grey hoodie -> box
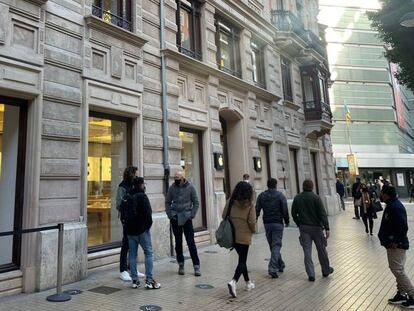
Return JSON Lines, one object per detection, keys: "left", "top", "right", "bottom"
{"left": 165, "top": 180, "right": 199, "bottom": 226}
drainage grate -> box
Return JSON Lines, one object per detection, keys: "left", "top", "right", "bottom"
{"left": 63, "top": 289, "right": 83, "bottom": 295}
{"left": 88, "top": 286, "right": 122, "bottom": 295}
{"left": 139, "top": 305, "right": 162, "bottom": 311}
{"left": 204, "top": 250, "right": 218, "bottom": 254}
{"left": 195, "top": 284, "right": 214, "bottom": 289}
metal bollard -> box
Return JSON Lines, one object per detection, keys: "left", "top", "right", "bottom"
{"left": 46, "top": 223, "right": 71, "bottom": 302}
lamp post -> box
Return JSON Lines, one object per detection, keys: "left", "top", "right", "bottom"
{"left": 400, "top": 12, "right": 414, "bottom": 27}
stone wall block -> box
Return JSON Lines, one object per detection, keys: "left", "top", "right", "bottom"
{"left": 40, "top": 159, "right": 80, "bottom": 176}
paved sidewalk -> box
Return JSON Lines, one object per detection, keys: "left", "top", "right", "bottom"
{"left": 1, "top": 202, "right": 414, "bottom": 311}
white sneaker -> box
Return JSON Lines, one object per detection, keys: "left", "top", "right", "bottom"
{"left": 245, "top": 280, "right": 255, "bottom": 291}
{"left": 227, "top": 279, "right": 237, "bottom": 298}
{"left": 137, "top": 271, "right": 146, "bottom": 278}
{"left": 120, "top": 271, "right": 132, "bottom": 282}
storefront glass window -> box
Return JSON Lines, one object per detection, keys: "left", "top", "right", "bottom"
{"left": 87, "top": 115, "right": 128, "bottom": 248}
{"left": 179, "top": 130, "right": 205, "bottom": 230}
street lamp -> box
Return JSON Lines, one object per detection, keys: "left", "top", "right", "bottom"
{"left": 400, "top": 12, "right": 414, "bottom": 27}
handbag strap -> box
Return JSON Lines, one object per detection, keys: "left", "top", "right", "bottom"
{"left": 226, "top": 199, "right": 234, "bottom": 218}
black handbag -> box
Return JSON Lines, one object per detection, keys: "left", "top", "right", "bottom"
{"left": 373, "top": 200, "right": 383, "bottom": 212}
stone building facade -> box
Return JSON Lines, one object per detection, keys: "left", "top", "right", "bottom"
{"left": 0, "top": 0, "right": 338, "bottom": 296}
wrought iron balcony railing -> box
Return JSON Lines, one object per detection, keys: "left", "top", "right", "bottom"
{"left": 271, "top": 10, "right": 327, "bottom": 58}
{"left": 304, "top": 100, "right": 332, "bottom": 122}
{"left": 92, "top": 4, "right": 132, "bottom": 32}
{"left": 177, "top": 45, "right": 202, "bottom": 61}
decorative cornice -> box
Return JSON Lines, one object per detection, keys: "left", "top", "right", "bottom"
{"left": 84, "top": 15, "right": 148, "bottom": 48}
{"left": 162, "top": 48, "right": 281, "bottom": 103}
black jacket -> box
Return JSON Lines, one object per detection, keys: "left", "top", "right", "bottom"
{"left": 256, "top": 189, "right": 289, "bottom": 225}
{"left": 378, "top": 198, "right": 409, "bottom": 250}
{"left": 124, "top": 191, "right": 153, "bottom": 236}
{"left": 336, "top": 181, "right": 345, "bottom": 197}
{"left": 352, "top": 181, "right": 361, "bottom": 198}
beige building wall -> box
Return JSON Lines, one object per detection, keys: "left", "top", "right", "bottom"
{"left": 0, "top": 0, "right": 339, "bottom": 296}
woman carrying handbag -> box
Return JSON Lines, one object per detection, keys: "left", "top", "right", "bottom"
{"left": 222, "top": 181, "right": 257, "bottom": 298}
{"left": 361, "top": 183, "right": 376, "bottom": 235}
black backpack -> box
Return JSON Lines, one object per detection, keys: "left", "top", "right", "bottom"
{"left": 120, "top": 190, "right": 136, "bottom": 224}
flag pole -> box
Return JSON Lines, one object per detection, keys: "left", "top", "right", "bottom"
{"left": 344, "top": 100, "right": 353, "bottom": 154}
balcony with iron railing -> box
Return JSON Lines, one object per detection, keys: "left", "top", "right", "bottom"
{"left": 271, "top": 10, "right": 327, "bottom": 59}
{"left": 92, "top": 4, "right": 132, "bottom": 32}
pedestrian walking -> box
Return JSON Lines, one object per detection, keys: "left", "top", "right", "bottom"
{"left": 256, "top": 178, "right": 289, "bottom": 278}
{"left": 360, "top": 183, "right": 376, "bottom": 235}
{"left": 165, "top": 171, "right": 201, "bottom": 276}
{"left": 352, "top": 177, "right": 362, "bottom": 219}
{"left": 243, "top": 173, "right": 250, "bottom": 183}
{"left": 116, "top": 166, "right": 145, "bottom": 282}
{"left": 409, "top": 184, "right": 414, "bottom": 203}
{"left": 291, "top": 180, "right": 334, "bottom": 282}
{"left": 224, "top": 181, "right": 256, "bottom": 298}
{"left": 336, "top": 178, "right": 345, "bottom": 211}
{"left": 124, "top": 177, "right": 161, "bottom": 289}
{"left": 378, "top": 185, "right": 414, "bottom": 308}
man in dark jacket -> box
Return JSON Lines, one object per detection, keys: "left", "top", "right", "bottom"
{"left": 291, "top": 180, "right": 334, "bottom": 282}
{"left": 352, "top": 177, "right": 362, "bottom": 219}
{"left": 165, "top": 171, "right": 201, "bottom": 276}
{"left": 336, "top": 178, "right": 345, "bottom": 211}
{"left": 125, "top": 177, "right": 160, "bottom": 290}
{"left": 378, "top": 185, "right": 414, "bottom": 307}
{"left": 115, "top": 166, "right": 144, "bottom": 281}
{"left": 256, "top": 178, "right": 289, "bottom": 278}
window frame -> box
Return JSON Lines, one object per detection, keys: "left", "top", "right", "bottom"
{"left": 176, "top": 0, "right": 202, "bottom": 60}
{"left": 281, "top": 57, "right": 293, "bottom": 102}
{"left": 251, "top": 40, "right": 266, "bottom": 89}
{"left": 92, "top": 0, "right": 133, "bottom": 32}
{"left": 87, "top": 111, "right": 133, "bottom": 253}
{"left": 0, "top": 96, "right": 27, "bottom": 273}
{"left": 215, "top": 17, "right": 241, "bottom": 78}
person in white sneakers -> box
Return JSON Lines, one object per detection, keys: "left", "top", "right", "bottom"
{"left": 116, "top": 166, "right": 145, "bottom": 281}
{"left": 222, "top": 181, "right": 257, "bottom": 298}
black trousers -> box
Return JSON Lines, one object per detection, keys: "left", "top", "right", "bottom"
{"left": 120, "top": 224, "right": 129, "bottom": 272}
{"left": 171, "top": 219, "right": 200, "bottom": 266}
{"left": 233, "top": 243, "right": 250, "bottom": 282}
{"left": 362, "top": 213, "right": 374, "bottom": 234}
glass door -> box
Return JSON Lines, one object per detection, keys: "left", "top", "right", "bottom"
{"left": 179, "top": 128, "right": 206, "bottom": 231}
{"left": 0, "top": 97, "right": 27, "bottom": 272}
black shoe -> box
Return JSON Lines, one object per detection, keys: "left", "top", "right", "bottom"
{"left": 145, "top": 279, "right": 161, "bottom": 289}
{"left": 370, "top": 233, "right": 373, "bottom": 236}
{"left": 401, "top": 296, "right": 414, "bottom": 308}
{"left": 365, "top": 228, "right": 369, "bottom": 234}
{"left": 269, "top": 272, "right": 278, "bottom": 279}
{"left": 278, "top": 268, "right": 284, "bottom": 273}
{"left": 353, "top": 217, "right": 360, "bottom": 220}
{"left": 308, "top": 276, "right": 315, "bottom": 282}
{"left": 178, "top": 264, "right": 185, "bottom": 275}
{"left": 323, "top": 267, "right": 334, "bottom": 277}
{"left": 279, "top": 262, "right": 285, "bottom": 272}
{"left": 131, "top": 280, "right": 141, "bottom": 289}
{"left": 388, "top": 292, "right": 408, "bottom": 305}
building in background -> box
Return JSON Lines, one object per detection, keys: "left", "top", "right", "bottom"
{"left": 319, "top": 0, "right": 414, "bottom": 197}
{"left": 0, "top": 0, "right": 338, "bottom": 296}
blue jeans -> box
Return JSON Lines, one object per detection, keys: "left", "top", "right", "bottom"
{"left": 128, "top": 230, "right": 153, "bottom": 282}
{"left": 265, "top": 223, "right": 284, "bottom": 274}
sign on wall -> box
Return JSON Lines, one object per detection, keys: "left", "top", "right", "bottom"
{"left": 396, "top": 173, "right": 405, "bottom": 187}
{"left": 347, "top": 154, "right": 359, "bottom": 176}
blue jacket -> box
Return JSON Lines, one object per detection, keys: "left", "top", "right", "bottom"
{"left": 378, "top": 198, "right": 409, "bottom": 250}
{"left": 256, "top": 189, "right": 289, "bottom": 225}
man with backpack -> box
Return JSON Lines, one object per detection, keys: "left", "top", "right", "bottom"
{"left": 256, "top": 178, "right": 289, "bottom": 279}
{"left": 124, "top": 177, "right": 161, "bottom": 289}
{"left": 352, "top": 177, "right": 362, "bottom": 219}
{"left": 116, "top": 166, "right": 144, "bottom": 281}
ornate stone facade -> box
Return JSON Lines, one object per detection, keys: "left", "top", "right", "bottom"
{"left": 0, "top": 0, "right": 339, "bottom": 296}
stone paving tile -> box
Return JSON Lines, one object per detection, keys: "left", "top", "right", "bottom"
{"left": 1, "top": 201, "right": 414, "bottom": 311}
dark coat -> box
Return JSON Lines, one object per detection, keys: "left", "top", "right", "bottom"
{"left": 378, "top": 198, "right": 409, "bottom": 250}
{"left": 291, "top": 191, "right": 330, "bottom": 231}
{"left": 165, "top": 180, "right": 199, "bottom": 226}
{"left": 336, "top": 181, "right": 345, "bottom": 197}
{"left": 256, "top": 189, "right": 289, "bottom": 225}
{"left": 124, "top": 192, "right": 153, "bottom": 236}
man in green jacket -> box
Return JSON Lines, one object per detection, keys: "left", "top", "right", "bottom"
{"left": 291, "top": 179, "right": 334, "bottom": 282}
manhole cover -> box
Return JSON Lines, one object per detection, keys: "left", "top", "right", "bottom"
{"left": 88, "top": 286, "right": 122, "bottom": 295}
{"left": 139, "top": 305, "right": 162, "bottom": 311}
{"left": 204, "top": 250, "right": 218, "bottom": 254}
{"left": 63, "top": 289, "right": 83, "bottom": 295}
{"left": 195, "top": 284, "right": 214, "bottom": 289}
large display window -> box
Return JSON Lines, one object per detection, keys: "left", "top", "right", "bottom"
{"left": 179, "top": 129, "right": 206, "bottom": 231}
{"left": 87, "top": 112, "right": 131, "bottom": 249}
{"left": 0, "top": 97, "right": 27, "bottom": 272}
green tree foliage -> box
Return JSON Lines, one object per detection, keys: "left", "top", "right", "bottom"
{"left": 368, "top": 0, "right": 414, "bottom": 91}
